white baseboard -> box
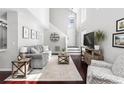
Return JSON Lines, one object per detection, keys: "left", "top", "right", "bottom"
{"left": 68, "top": 53, "right": 81, "bottom": 55}
{"left": 0, "top": 68, "right": 11, "bottom": 71}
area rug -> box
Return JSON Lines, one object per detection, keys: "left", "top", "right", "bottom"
{"left": 5, "top": 55, "right": 83, "bottom": 81}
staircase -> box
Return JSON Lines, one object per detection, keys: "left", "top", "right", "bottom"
{"left": 50, "top": 23, "right": 81, "bottom": 55}
{"left": 67, "top": 46, "right": 81, "bottom": 55}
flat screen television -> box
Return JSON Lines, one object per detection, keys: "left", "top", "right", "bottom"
{"left": 84, "top": 32, "right": 94, "bottom": 49}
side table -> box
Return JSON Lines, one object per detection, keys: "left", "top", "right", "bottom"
{"left": 58, "top": 53, "right": 69, "bottom": 64}
{"left": 11, "top": 58, "right": 32, "bottom": 78}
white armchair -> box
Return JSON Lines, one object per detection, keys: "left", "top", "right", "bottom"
{"left": 87, "top": 55, "right": 124, "bottom": 84}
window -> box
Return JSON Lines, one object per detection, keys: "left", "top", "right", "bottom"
{"left": 0, "top": 20, "right": 7, "bottom": 50}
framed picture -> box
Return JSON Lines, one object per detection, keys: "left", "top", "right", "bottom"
{"left": 28, "top": 29, "right": 32, "bottom": 39}
{"left": 23, "top": 26, "right": 29, "bottom": 39}
{"left": 36, "top": 31, "right": 40, "bottom": 39}
{"left": 116, "top": 18, "right": 124, "bottom": 31}
{"left": 113, "top": 33, "right": 124, "bottom": 48}
{"left": 31, "top": 30, "right": 36, "bottom": 39}
{"left": 50, "top": 32, "right": 60, "bottom": 42}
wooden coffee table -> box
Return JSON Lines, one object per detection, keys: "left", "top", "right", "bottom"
{"left": 11, "top": 58, "right": 32, "bottom": 78}
{"left": 58, "top": 53, "right": 69, "bottom": 64}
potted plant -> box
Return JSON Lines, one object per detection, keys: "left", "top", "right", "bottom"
{"left": 61, "top": 48, "right": 66, "bottom": 55}
{"left": 95, "top": 30, "right": 105, "bottom": 50}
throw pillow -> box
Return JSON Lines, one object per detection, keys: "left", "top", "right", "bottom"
{"left": 112, "top": 54, "right": 124, "bottom": 78}
{"left": 34, "top": 45, "right": 43, "bottom": 53}
{"left": 43, "top": 46, "right": 49, "bottom": 52}
{"left": 31, "top": 47, "right": 40, "bottom": 54}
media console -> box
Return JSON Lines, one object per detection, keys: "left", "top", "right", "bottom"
{"left": 81, "top": 47, "right": 104, "bottom": 65}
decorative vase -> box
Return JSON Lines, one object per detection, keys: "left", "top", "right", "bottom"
{"left": 95, "top": 45, "right": 100, "bottom": 50}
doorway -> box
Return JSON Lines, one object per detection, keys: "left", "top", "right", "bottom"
{"left": 67, "top": 11, "right": 76, "bottom": 48}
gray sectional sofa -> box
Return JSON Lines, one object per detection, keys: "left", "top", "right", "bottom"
{"left": 25, "top": 45, "right": 52, "bottom": 69}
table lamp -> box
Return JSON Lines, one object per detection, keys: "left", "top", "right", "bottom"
{"left": 20, "top": 47, "right": 27, "bottom": 59}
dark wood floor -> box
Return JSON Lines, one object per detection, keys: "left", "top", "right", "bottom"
{"left": 0, "top": 55, "right": 88, "bottom": 84}
{"left": 0, "top": 71, "right": 11, "bottom": 83}
{"left": 71, "top": 55, "right": 88, "bottom": 84}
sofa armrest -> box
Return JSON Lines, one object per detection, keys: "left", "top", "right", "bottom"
{"left": 91, "top": 60, "right": 112, "bottom": 69}
{"left": 43, "top": 50, "right": 52, "bottom": 58}
{"left": 42, "top": 52, "right": 49, "bottom": 59}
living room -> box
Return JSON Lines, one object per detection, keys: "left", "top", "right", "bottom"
{"left": 1, "top": 8, "right": 124, "bottom": 84}
{"left": 0, "top": 8, "right": 85, "bottom": 83}
{"left": 1, "top": 0, "right": 124, "bottom": 92}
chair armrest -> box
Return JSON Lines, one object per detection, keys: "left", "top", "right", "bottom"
{"left": 92, "top": 71, "right": 124, "bottom": 84}
{"left": 91, "top": 60, "right": 112, "bottom": 68}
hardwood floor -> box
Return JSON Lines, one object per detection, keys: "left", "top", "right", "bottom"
{"left": 71, "top": 55, "right": 88, "bottom": 84}
{"left": 0, "top": 71, "right": 11, "bottom": 84}
{"left": 0, "top": 55, "right": 88, "bottom": 84}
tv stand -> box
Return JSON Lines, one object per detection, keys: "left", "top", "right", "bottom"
{"left": 81, "top": 47, "right": 104, "bottom": 65}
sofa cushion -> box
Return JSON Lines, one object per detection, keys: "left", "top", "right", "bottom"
{"left": 112, "top": 55, "right": 124, "bottom": 78}
{"left": 90, "top": 66, "right": 113, "bottom": 76}
{"left": 25, "top": 46, "right": 35, "bottom": 53}
{"left": 87, "top": 65, "right": 124, "bottom": 84}
{"left": 26, "top": 47, "right": 31, "bottom": 53}
{"left": 43, "top": 46, "right": 49, "bottom": 52}
{"left": 26, "top": 54, "right": 42, "bottom": 59}
{"left": 31, "top": 47, "right": 40, "bottom": 54}
{"left": 34, "top": 45, "right": 43, "bottom": 53}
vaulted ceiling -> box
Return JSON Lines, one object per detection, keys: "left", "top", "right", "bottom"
{"left": 0, "top": 8, "right": 49, "bottom": 29}
{"left": 27, "top": 8, "right": 49, "bottom": 29}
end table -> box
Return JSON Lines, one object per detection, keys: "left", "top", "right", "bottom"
{"left": 11, "top": 58, "right": 32, "bottom": 78}
{"left": 58, "top": 53, "right": 69, "bottom": 64}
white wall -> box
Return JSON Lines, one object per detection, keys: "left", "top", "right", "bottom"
{"left": 77, "top": 9, "right": 87, "bottom": 46}
{"left": 50, "top": 8, "right": 69, "bottom": 34}
{"left": 85, "top": 8, "right": 124, "bottom": 63}
{"left": 50, "top": 8, "right": 80, "bottom": 47}
{"left": 0, "top": 8, "right": 49, "bottom": 70}
{"left": 49, "top": 8, "right": 70, "bottom": 52}
{"left": 18, "top": 11, "right": 44, "bottom": 48}
{"left": 44, "top": 23, "right": 67, "bottom": 53}
{"left": 28, "top": 8, "right": 49, "bottom": 29}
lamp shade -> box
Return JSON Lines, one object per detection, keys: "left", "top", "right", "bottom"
{"left": 20, "top": 47, "right": 27, "bottom": 53}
